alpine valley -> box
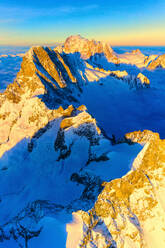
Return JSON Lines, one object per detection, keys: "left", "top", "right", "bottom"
{"left": 0, "top": 35, "right": 165, "bottom": 248}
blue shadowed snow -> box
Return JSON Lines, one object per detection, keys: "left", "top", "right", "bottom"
{"left": 85, "top": 143, "right": 142, "bottom": 182}
{"left": 29, "top": 217, "right": 67, "bottom": 248}
{"left": 80, "top": 69, "right": 165, "bottom": 139}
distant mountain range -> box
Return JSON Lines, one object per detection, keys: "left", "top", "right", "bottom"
{"left": 0, "top": 35, "right": 165, "bottom": 248}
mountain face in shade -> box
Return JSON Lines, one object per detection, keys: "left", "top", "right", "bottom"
{"left": 0, "top": 36, "right": 165, "bottom": 248}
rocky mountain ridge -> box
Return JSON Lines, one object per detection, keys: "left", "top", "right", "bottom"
{"left": 148, "top": 54, "right": 165, "bottom": 69}
{"left": 68, "top": 130, "right": 165, "bottom": 248}
{"left": 0, "top": 35, "right": 165, "bottom": 248}
{"left": 55, "top": 35, "right": 118, "bottom": 63}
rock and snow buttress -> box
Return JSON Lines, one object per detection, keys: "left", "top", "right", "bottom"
{"left": 0, "top": 35, "right": 165, "bottom": 248}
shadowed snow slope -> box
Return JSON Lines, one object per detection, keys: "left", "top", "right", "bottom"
{"left": 0, "top": 102, "right": 142, "bottom": 247}
{"left": 0, "top": 37, "right": 165, "bottom": 248}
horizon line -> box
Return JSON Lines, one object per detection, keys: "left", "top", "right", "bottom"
{"left": 1, "top": 42, "right": 165, "bottom": 47}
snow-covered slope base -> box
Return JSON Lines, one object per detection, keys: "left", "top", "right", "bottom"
{"left": 0, "top": 105, "right": 142, "bottom": 248}
{"left": 0, "top": 35, "right": 165, "bottom": 247}
{"left": 67, "top": 131, "right": 165, "bottom": 248}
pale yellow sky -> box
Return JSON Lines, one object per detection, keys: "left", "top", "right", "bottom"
{"left": 0, "top": 26, "right": 165, "bottom": 46}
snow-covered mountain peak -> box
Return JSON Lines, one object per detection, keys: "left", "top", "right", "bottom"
{"left": 55, "top": 35, "right": 118, "bottom": 63}
{"left": 60, "top": 110, "right": 101, "bottom": 135}
{"left": 137, "top": 73, "right": 150, "bottom": 87}
{"left": 24, "top": 45, "right": 40, "bottom": 59}
{"left": 131, "top": 48, "right": 142, "bottom": 54}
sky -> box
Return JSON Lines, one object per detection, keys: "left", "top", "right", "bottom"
{"left": 0, "top": 0, "right": 165, "bottom": 46}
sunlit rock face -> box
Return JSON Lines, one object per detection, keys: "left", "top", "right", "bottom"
{"left": 55, "top": 35, "right": 119, "bottom": 63}
{"left": 148, "top": 54, "right": 165, "bottom": 69}
{"left": 67, "top": 130, "right": 165, "bottom": 248}
{"left": 15, "top": 46, "right": 77, "bottom": 98}
{"left": 124, "top": 130, "right": 159, "bottom": 145}
{"left": 0, "top": 45, "right": 81, "bottom": 158}
{"left": 0, "top": 46, "right": 84, "bottom": 134}
{"left": 137, "top": 73, "right": 150, "bottom": 88}
{"left": 144, "top": 54, "right": 158, "bottom": 67}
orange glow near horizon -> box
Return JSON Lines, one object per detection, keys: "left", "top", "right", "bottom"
{"left": 96, "top": 26, "right": 165, "bottom": 46}
{"left": 0, "top": 27, "right": 165, "bottom": 47}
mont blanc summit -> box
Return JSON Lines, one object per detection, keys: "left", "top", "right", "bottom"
{"left": 0, "top": 35, "right": 165, "bottom": 248}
